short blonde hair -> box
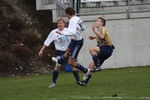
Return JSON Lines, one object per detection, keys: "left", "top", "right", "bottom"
{"left": 57, "top": 18, "right": 65, "bottom": 24}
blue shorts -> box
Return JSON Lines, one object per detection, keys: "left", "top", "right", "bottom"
{"left": 68, "top": 38, "right": 84, "bottom": 59}
{"left": 98, "top": 45, "right": 114, "bottom": 61}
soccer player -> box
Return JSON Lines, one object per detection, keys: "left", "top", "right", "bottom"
{"left": 82, "top": 17, "right": 115, "bottom": 85}
{"left": 38, "top": 19, "right": 83, "bottom": 88}
{"left": 53, "top": 7, "right": 89, "bottom": 77}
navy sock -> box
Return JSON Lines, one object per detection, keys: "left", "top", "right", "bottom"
{"left": 99, "top": 60, "right": 104, "bottom": 67}
{"left": 52, "top": 70, "right": 59, "bottom": 83}
{"left": 92, "top": 55, "right": 100, "bottom": 68}
{"left": 84, "top": 74, "right": 92, "bottom": 84}
{"left": 72, "top": 70, "right": 80, "bottom": 82}
{"left": 76, "top": 64, "right": 87, "bottom": 73}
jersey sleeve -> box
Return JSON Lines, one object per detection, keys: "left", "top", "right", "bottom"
{"left": 44, "top": 31, "right": 55, "bottom": 46}
{"left": 61, "top": 20, "right": 76, "bottom": 35}
{"left": 102, "top": 27, "right": 106, "bottom": 37}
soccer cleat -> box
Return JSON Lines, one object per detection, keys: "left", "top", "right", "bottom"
{"left": 83, "top": 69, "right": 91, "bottom": 80}
{"left": 82, "top": 73, "right": 92, "bottom": 85}
{"left": 52, "top": 57, "right": 61, "bottom": 66}
{"left": 76, "top": 81, "right": 86, "bottom": 86}
{"left": 81, "top": 80, "right": 87, "bottom": 86}
{"left": 93, "top": 66, "right": 101, "bottom": 72}
{"left": 48, "top": 83, "right": 56, "bottom": 88}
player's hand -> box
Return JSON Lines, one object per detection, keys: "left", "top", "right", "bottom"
{"left": 92, "top": 24, "right": 96, "bottom": 31}
{"left": 89, "top": 36, "right": 96, "bottom": 40}
{"left": 38, "top": 51, "right": 43, "bottom": 57}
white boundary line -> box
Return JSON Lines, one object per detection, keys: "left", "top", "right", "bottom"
{"left": 70, "top": 96, "right": 150, "bottom": 99}
{"left": 48, "top": 96, "right": 150, "bottom": 100}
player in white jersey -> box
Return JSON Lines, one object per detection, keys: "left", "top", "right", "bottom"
{"left": 54, "top": 7, "right": 89, "bottom": 78}
{"left": 38, "top": 19, "right": 83, "bottom": 88}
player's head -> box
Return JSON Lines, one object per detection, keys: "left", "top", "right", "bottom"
{"left": 96, "top": 17, "right": 106, "bottom": 27}
{"left": 65, "top": 7, "right": 75, "bottom": 19}
{"left": 57, "top": 18, "right": 65, "bottom": 30}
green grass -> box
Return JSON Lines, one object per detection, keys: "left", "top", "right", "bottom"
{"left": 0, "top": 66, "right": 150, "bottom": 100}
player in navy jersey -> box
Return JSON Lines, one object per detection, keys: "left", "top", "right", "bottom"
{"left": 82, "top": 17, "right": 115, "bottom": 85}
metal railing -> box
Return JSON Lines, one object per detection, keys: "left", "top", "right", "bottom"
{"left": 74, "top": 0, "right": 150, "bottom": 19}
{"left": 36, "top": 0, "right": 150, "bottom": 20}
{"left": 51, "top": 0, "right": 74, "bottom": 8}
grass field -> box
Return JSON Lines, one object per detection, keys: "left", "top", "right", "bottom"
{"left": 0, "top": 66, "right": 150, "bottom": 100}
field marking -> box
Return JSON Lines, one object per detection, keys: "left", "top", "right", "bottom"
{"left": 47, "top": 96, "right": 150, "bottom": 100}
{"left": 70, "top": 96, "right": 150, "bottom": 99}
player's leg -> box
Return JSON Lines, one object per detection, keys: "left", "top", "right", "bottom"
{"left": 82, "top": 73, "right": 92, "bottom": 85}
{"left": 72, "top": 67, "right": 80, "bottom": 82}
{"left": 93, "top": 60, "right": 104, "bottom": 72}
{"left": 52, "top": 48, "right": 70, "bottom": 66}
{"left": 89, "top": 61, "right": 95, "bottom": 71}
{"left": 49, "top": 51, "right": 65, "bottom": 88}
{"left": 89, "top": 46, "right": 101, "bottom": 68}
{"left": 82, "top": 61, "right": 100, "bottom": 85}
{"left": 81, "top": 62, "right": 95, "bottom": 85}
{"left": 82, "top": 58, "right": 103, "bottom": 85}
{"left": 57, "top": 48, "right": 70, "bottom": 64}
{"left": 82, "top": 46, "right": 114, "bottom": 85}
{"left": 68, "top": 39, "right": 88, "bottom": 73}
{"left": 68, "top": 55, "right": 88, "bottom": 73}
{"left": 66, "top": 58, "right": 82, "bottom": 85}
{"left": 82, "top": 62, "right": 94, "bottom": 83}
{"left": 64, "top": 48, "right": 70, "bottom": 58}
{"left": 49, "top": 65, "right": 61, "bottom": 88}
{"left": 96, "top": 45, "right": 114, "bottom": 69}
{"left": 71, "top": 67, "right": 84, "bottom": 85}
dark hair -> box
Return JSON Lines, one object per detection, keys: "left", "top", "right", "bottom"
{"left": 98, "top": 17, "right": 106, "bottom": 26}
{"left": 65, "top": 7, "right": 75, "bottom": 16}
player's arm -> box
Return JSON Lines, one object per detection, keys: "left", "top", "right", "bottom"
{"left": 56, "top": 29, "right": 74, "bottom": 36}
{"left": 39, "top": 31, "right": 54, "bottom": 57}
{"left": 92, "top": 24, "right": 105, "bottom": 39}
{"left": 39, "top": 45, "right": 47, "bottom": 57}
{"left": 89, "top": 35, "right": 97, "bottom": 40}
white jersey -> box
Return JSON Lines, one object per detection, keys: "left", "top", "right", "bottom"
{"left": 62, "top": 16, "right": 85, "bottom": 40}
{"left": 44, "top": 28, "right": 70, "bottom": 51}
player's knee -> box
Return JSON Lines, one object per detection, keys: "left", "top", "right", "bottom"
{"left": 89, "top": 48, "right": 93, "bottom": 53}
{"left": 68, "top": 60, "right": 77, "bottom": 67}
{"left": 68, "top": 59, "right": 74, "bottom": 66}
{"left": 54, "top": 66, "right": 60, "bottom": 70}
{"left": 89, "top": 48, "right": 96, "bottom": 55}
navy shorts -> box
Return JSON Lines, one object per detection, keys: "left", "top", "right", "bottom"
{"left": 55, "top": 50, "right": 66, "bottom": 61}
{"left": 98, "top": 45, "right": 114, "bottom": 61}
{"left": 68, "top": 38, "right": 84, "bottom": 59}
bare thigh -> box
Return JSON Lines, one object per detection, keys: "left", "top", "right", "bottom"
{"left": 89, "top": 46, "right": 100, "bottom": 55}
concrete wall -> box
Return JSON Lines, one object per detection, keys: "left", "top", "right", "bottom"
{"left": 78, "top": 18, "right": 150, "bottom": 69}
